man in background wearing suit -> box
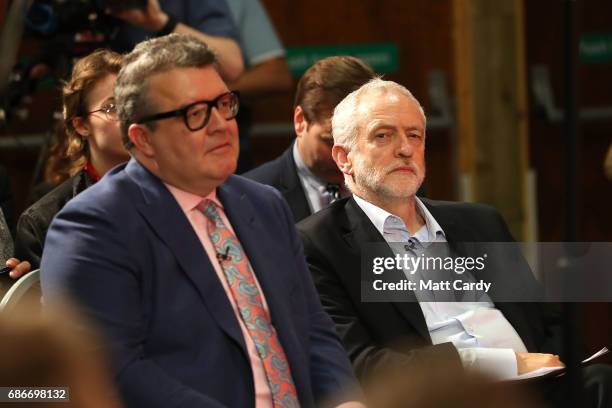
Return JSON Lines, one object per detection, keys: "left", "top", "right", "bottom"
{"left": 243, "top": 56, "right": 375, "bottom": 222}
{"left": 297, "top": 78, "right": 611, "bottom": 406}
{"left": 41, "top": 34, "right": 361, "bottom": 408}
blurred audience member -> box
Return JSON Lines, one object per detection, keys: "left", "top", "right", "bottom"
{"left": 364, "top": 359, "right": 542, "bottom": 408}
{"left": 14, "top": 49, "right": 128, "bottom": 270}
{"left": 107, "top": 0, "right": 243, "bottom": 81}
{"left": 244, "top": 56, "right": 376, "bottom": 221}
{"left": 225, "top": 0, "right": 293, "bottom": 172}
{"left": 0, "top": 300, "right": 123, "bottom": 408}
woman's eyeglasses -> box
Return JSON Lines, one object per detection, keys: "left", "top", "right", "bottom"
{"left": 87, "top": 101, "right": 118, "bottom": 122}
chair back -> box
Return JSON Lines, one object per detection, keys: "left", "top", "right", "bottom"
{"left": 0, "top": 269, "right": 41, "bottom": 312}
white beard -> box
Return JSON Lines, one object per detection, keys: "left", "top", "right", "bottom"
{"left": 352, "top": 155, "right": 425, "bottom": 199}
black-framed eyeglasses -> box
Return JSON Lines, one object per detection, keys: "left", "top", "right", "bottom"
{"left": 87, "top": 100, "right": 118, "bottom": 121}
{"left": 136, "top": 91, "right": 240, "bottom": 131}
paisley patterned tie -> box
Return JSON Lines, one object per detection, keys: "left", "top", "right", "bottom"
{"left": 202, "top": 201, "right": 299, "bottom": 408}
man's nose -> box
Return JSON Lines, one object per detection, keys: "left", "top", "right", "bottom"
{"left": 396, "top": 134, "right": 414, "bottom": 157}
{"left": 206, "top": 106, "right": 230, "bottom": 133}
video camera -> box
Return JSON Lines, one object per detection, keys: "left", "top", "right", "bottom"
{"left": 0, "top": 0, "right": 146, "bottom": 127}
{"left": 26, "top": 0, "right": 148, "bottom": 36}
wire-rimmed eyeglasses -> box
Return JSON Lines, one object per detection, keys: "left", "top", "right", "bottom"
{"left": 87, "top": 100, "right": 118, "bottom": 122}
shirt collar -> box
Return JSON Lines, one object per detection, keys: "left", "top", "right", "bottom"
{"left": 164, "top": 183, "right": 223, "bottom": 214}
{"left": 353, "top": 194, "right": 445, "bottom": 243}
{"left": 293, "top": 142, "right": 328, "bottom": 193}
{"left": 414, "top": 196, "right": 445, "bottom": 242}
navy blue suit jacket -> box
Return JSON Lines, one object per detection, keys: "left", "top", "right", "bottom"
{"left": 41, "top": 159, "right": 358, "bottom": 407}
{"left": 242, "top": 146, "right": 312, "bottom": 223}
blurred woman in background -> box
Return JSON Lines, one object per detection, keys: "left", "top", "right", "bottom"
{"left": 13, "top": 49, "right": 129, "bottom": 270}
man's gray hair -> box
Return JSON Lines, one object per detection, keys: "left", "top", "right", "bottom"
{"left": 331, "top": 78, "right": 426, "bottom": 151}
{"left": 115, "top": 33, "right": 218, "bottom": 149}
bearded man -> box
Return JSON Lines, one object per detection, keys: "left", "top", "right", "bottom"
{"left": 297, "top": 78, "right": 612, "bottom": 407}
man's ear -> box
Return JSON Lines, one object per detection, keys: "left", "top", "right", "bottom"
{"left": 128, "top": 124, "right": 155, "bottom": 157}
{"left": 332, "top": 144, "right": 353, "bottom": 176}
{"left": 72, "top": 117, "right": 89, "bottom": 138}
{"left": 293, "top": 106, "right": 308, "bottom": 138}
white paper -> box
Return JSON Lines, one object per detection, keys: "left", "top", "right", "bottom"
{"left": 513, "top": 365, "right": 565, "bottom": 380}
{"left": 582, "top": 347, "right": 609, "bottom": 364}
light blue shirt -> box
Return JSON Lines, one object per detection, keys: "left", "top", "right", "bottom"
{"left": 226, "top": 0, "right": 285, "bottom": 67}
{"left": 293, "top": 143, "right": 344, "bottom": 213}
{"left": 353, "top": 194, "right": 528, "bottom": 380}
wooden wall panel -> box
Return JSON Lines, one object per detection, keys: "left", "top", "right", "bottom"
{"left": 525, "top": 0, "right": 612, "bottom": 242}
{"left": 0, "top": 0, "right": 7, "bottom": 23}
{"left": 452, "top": 0, "right": 530, "bottom": 240}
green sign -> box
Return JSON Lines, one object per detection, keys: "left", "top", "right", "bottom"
{"left": 580, "top": 33, "right": 612, "bottom": 64}
{"left": 286, "top": 43, "right": 399, "bottom": 77}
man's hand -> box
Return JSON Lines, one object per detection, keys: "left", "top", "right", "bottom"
{"left": 516, "top": 352, "right": 564, "bottom": 374}
{"left": 106, "top": 0, "right": 168, "bottom": 32}
{"left": 109, "top": 0, "right": 244, "bottom": 82}
{"left": 5, "top": 258, "right": 31, "bottom": 280}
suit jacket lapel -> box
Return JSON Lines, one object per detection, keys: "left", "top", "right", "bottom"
{"left": 218, "top": 179, "right": 295, "bottom": 330}
{"left": 126, "top": 160, "right": 248, "bottom": 355}
{"left": 344, "top": 198, "right": 431, "bottom": 341}
{"left": 277, "top": 146, "right": 311, "bottom": 222}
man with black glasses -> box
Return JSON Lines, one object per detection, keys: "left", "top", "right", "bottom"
{"left": 41, "top": 34, "right": 361, "bottom": 408}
